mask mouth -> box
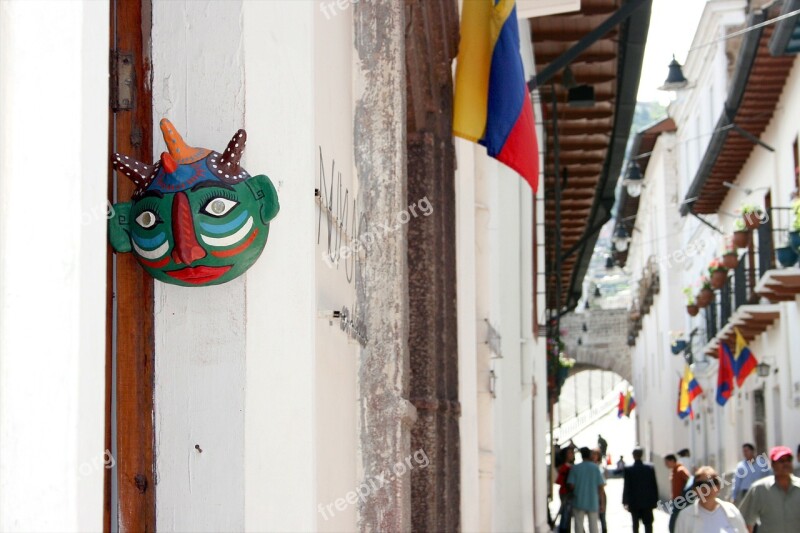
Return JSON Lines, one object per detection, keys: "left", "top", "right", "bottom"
{"left": 165, "top": 265, "right": 232, "bottom": 284}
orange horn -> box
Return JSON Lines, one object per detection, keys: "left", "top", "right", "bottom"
{"left": 159, "top": 118, "right": 210, "bottom": 164}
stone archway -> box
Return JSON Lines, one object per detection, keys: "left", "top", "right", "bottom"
{"left": 559, "top": 308, "right": 631, "bottom": 382}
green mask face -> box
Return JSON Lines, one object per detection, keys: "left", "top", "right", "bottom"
{"left": 109, "top": 119, "right": 279, "bottom": 286}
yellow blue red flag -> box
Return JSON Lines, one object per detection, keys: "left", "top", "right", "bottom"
{"left": 734, "top": 328, "right": 758, "bottom": 387}
{"left": 453, "top": 0, "right": 539, "bottom": 191}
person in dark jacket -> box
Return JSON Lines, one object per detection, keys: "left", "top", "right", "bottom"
{"left": 622, "top": 447, "right": 659, "bottom": 533}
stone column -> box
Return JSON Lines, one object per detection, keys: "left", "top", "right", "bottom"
{"left": 354, "top": 1, "right": 414, "bottom": 531}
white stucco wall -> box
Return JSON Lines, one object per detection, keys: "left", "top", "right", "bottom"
{"left": 242, "top": 2, "right": 317, "bottom": 531}
{"left": 312, "top": 4, "right": 359, "bottom": 531}
{"left": 0, "top": 1, "right": 109, "bottom": 530}
{"left": 151, "top": 1, "right": 318, "bottom": 530}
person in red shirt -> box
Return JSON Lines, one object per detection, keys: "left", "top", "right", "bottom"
{"left": 665, "top": 454, "right": 691, "bottom": 533}
{"left": 556, "top": 446, "right": 576, "bottom": 531}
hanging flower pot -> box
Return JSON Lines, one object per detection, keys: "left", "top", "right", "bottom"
{"left": 733, "top": 230, "right": 751, "bottom": 248}
{"left": 790, "top": 230, "right": 800, "bottom": 252}
{"left": 743, "top": 213, "right": 761, "bottom": 230}
{"left": 710, "top": 269, "right": 728, "bottom": 289}
{"left": 722, "top": 251, "right": 739, "bottom": 269}
{"left": 741, "top": 204, "right": 763, "bottom": 230}
{"left": 696, "top": 291, "right": 710, "bottom": 308}
{"left": 777, "top": 245, "right": 799, "bottom": 268}
{"left": 701, "top": 287, "right": 714, "bottom": 302}
{"left": 671, "top": 339, "right": 688, "bottom": 353}
{"left": 696, "top": 287, "right": 713, "bottom": 308}
{"left": 686, "top": 304, "right": 699, "bottom": 317}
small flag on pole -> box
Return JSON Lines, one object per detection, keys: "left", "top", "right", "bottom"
{"left": 734, "top": 328, "right": 758, "bottom": 387}
{"left": 716, "top": 342, "right": 735, "bottom": 406}
{"left": 677, "top": 378, "right": 694, "bottom": 420}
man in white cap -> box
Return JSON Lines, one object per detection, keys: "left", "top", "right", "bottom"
{"left": 739, "top": 445, "right": 800, "bottom": 533}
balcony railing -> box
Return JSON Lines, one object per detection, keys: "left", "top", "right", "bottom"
{"left": 627, "top": 255, "right": 660, "bottom": 346}
{"left": 703, "top": 207, "right": 794, "bottom": 344}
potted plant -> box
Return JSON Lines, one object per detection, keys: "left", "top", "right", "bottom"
{"left": 696, "top": 276, "right": 714, "bottom": 308}
{"left": 556, "top": 355, "right": 575, "bottom": 389}
{"left": 741, "top": 203, "right": 764, "bottom": 230}
{"left": 708, "top": 258, "right": 728, "bottom": 289}
{"left": 732, "top": 219, "right": 751, "bottom": 248}
{"left": 776, "top": 239, "right": 799, "bottom": 267}
{"left": 790, "top": 193, "right": 800, "bottom": 251}
{"left": 684, "top": 287, "right": 699, "bottom": 316}
{"left": 722, "top": 238, "right": 739, "bottom": 269}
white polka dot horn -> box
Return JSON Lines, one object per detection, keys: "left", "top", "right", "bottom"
{"left": 215, "top": 129, "right": 248, "bottom": 183}
{"left": 111, "top": 153, "right": 156, "bottom": 191}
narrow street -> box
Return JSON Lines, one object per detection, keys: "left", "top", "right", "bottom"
{"left": 551, "top": 408, "right": 671, "bottom": 532}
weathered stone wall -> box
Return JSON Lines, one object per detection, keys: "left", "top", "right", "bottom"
{"left": 560, "top": 308, "right": 631, "bottom": 382}
{"left": 354, "top": 1, "right": 414, "bottom": 531}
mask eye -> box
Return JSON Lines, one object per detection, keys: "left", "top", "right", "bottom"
{"left": 135, "top": 210, "right": 160, "bottom": 229}
{"left": 203, "top": 197, "right": 238, "bottom": 217}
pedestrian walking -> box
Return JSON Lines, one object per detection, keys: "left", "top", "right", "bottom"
{"left": 739, "top": 446, "right": 800, "bottom": 533}
{"left": 597, "top": 434, "right": 608, "bottom": 458}
{"left": 665, "top": 453, "right": 692, "bottom": 533}
{"left": 591, "top": 448, "right": 608, "bottom": 533}
{"left": 674, "top": 466, "right": 747, "bottom": 533}
{"left": 677, "top": 448, "right": 695, "bottom": 474}
{"left": 556, "top": 446, "right": 576, "bottom": 532}
{"left": 731, "top": 443, "right": 771, "bottom": 505}
{"left": 567, "top": 447, "right": 606, "bottom": 533}
{"left": 622, "top": 447, "right": 659, "bottom": 533}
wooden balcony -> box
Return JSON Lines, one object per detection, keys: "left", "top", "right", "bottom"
{"left": 701, "top": 207, "right": 798, "bottom": 356}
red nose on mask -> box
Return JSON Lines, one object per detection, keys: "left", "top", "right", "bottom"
{"left": 171, "top": 192, "right": 206, "bottom": 264}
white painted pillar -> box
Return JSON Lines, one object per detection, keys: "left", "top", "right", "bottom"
{"left": 151, "top": 2, "right": 248, "bottom": 530}
{"left": 0, "top": 1, "right": 109, "bottom": 530}
{"left": 242, "top": 1, "right": 316, "bottom": 531}
{"left": 456, "top": 138, "right": 480, "bottom": 532}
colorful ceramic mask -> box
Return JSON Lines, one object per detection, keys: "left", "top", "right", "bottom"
{"left": 109, "top": 118, "right": 279, "bottom": 286}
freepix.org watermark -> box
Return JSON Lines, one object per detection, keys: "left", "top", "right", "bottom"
{"left": 657, "top": 453, "right": 770, "bottom": 513}
{"left": 79, "top": 449, "right": 116, "bottom": 479}
{"left": 319, "top": 0, "right": 361, "bottom": 20}
{"left": 317, "top": 448, "right": 430, "bottom": 521}
{"left": 321, "top": 196, "right": 433, "bottom": 268}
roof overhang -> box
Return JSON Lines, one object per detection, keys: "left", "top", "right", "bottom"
{"left": 702, "top": 303, "right": 781, "bottom": 357}
{"left": 533, "top": 0, "right": 653, "bottom": 312}
{"left": 755, "top": 267, "right": 800, "bottom": 301}
{"left": 681, "top": 5, "right": 796, "bottom": 216}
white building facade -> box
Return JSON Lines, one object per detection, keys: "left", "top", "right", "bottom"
{"left": 626, "top": 0, "right": 800, "bottom": 498}
{"left": 0, "top": 0, "right": 586, "bottom": 531}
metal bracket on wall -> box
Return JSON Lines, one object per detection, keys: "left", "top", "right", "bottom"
{"left": 110, "top": 51, "right": 135, "bottom": 111}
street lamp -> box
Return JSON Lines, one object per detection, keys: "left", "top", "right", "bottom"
{"left": 659, "top": 55, "right": 689, "bottom": 91}
{"left": 612, "top": 226, "right": 630, "bottom": 252}
{"left": 623, "top": 162, "right": 644, "bottom": 198}
{"left": 757, "top": 361, "right": 771, "bottom": 377}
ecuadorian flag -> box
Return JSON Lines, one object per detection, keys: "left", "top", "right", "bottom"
{"left": 453, "top": 0, "right": 539, "bottom": 192}
{"left": 678, "top": 366, "right": 702, "bottom": 419}
{"left": 734, "top": 328, "right": 758, "bottom": 387}
{"left": 677, "top": 378, "right": 693, "bottom": 420}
